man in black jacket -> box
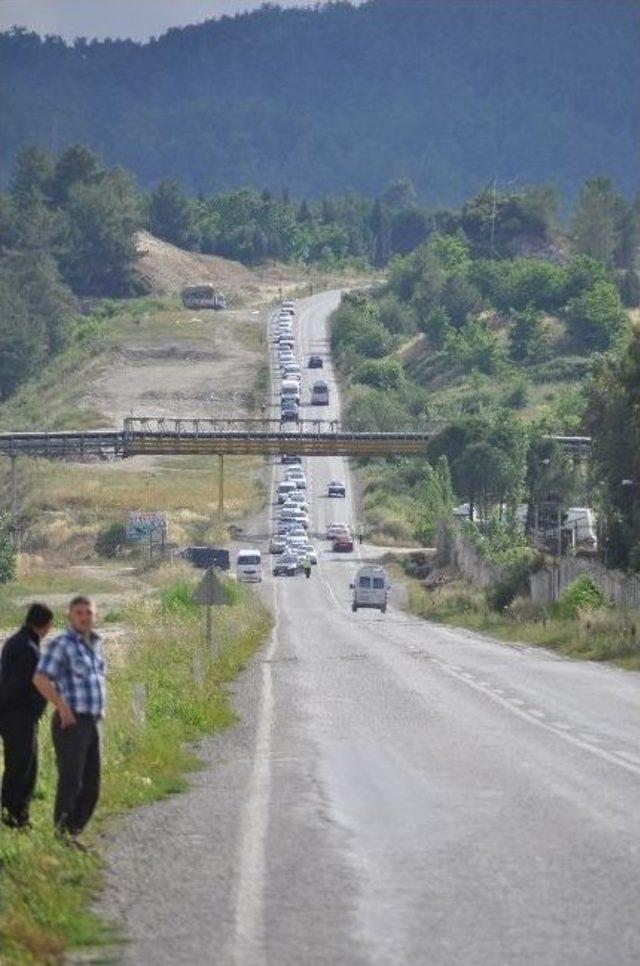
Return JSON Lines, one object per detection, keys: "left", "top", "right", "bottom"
{"left": 0, "top": 603, "right": 53, "bottom": 828}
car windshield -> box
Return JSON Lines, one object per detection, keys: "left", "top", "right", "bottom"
{"left": 373, "top": 577, "right": 385, "bottom": 589}
{"left": 359, "top": 577, "right": 371, "bottom": 588}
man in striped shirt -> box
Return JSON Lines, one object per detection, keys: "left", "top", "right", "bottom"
{"left": 34, "top": 596, "right": 105, "bottom": 847}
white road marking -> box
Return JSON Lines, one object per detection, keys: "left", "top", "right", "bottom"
{"left": 233, "top": 308, "right": 283, "bottom": 965}
{"left": 431, "top": 657, "right": 640, "bottom": 778}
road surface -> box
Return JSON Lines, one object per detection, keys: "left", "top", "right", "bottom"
{"left": 100, "top": 292, "right": 640, "bottom": 966}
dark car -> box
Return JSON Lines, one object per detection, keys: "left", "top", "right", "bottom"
{"left": 273, "top": 553, "right": 298, "bottom": 576}
{"left": 183, "top": 546, "right": 230, "bottom": 570}
{"left": 308, "top": 355, "right": 323, "bottom": 369}
{"left": 333, "top": 533, "right": 354, "bottom": 553}
{"left": 328, "top": 480, "right": 346, "bottom": 498}
{"left": 281, "top": 407, "right": 299, "bottom": 423}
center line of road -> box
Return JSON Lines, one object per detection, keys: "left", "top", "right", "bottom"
{"left": 430, "top": 657, "right": 640, "bottom": 778}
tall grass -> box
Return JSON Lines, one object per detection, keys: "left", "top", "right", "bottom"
{"left": 408, "top": 580, "right": 640, "bottom": 669}
{"left": 0, "top": 577, "right": 272, "bottom": 964}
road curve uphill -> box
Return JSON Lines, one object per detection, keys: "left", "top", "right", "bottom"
{"left": 100, "top": 291, "right": 640, "bottom": 966}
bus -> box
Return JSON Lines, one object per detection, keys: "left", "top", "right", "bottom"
{"left": 182, "top": 285, "right": 227, "bottom": 310}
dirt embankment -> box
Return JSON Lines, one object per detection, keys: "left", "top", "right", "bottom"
{"left": 135, "top": 230, "right": 260, "bottom": 298}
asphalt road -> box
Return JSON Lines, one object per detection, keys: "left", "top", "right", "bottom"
{"left": 100, "top": 292, "right": 640, "bottom": 966}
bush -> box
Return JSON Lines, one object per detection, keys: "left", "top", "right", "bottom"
{"left": 94, "top": 521, "right": 127, "bottom": 558}
{"left": 529, "top": 355, "right": 592, "bottom": 384}
{"left": 443, "top": 321, "right": 506, "bottom": 375}
{"left": 354, "top": 357, "right": 405, "bottom": 390}
{"left": 0, "top": 529, "right": 16, "bottom": 583}
{"left": 566, "top": 280, "right": 626, "bottom": 350}
{"left": 503, "top": 377, "right": 529, "bottom": 410}
{"left": 553, "top": 575, "right": 609, "bottom": 619}
{"left": 577, "top": 607, "right": 640, "bottom": 661}
{"left": 486, "top": 560, "right": 533, "bottom": 611}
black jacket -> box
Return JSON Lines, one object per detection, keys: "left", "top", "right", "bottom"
{"left": 0, "top": 626, "right": 46, "bottom": 721}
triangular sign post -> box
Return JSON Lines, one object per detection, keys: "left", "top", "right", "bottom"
{"left": 192, "top": 567, "right": 231, "bottom": 647}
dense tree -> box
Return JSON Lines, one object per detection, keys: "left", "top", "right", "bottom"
{"left": 60, "top": 168, "right": 142, "bottom": 296}
{"left": 565, "top": 279, "right": 626, "bottom": 350}
{"left": 148, "top": 179, "right": 200, "bottom": 250}
{"left": 1, "top": 3, "right": 637, "bottom": 203}
{"left": 10, "top": 146, "right": 54, "bottom": 208}
{"left": 572, "top": 177, "right": 619, "bottom": 266}
{"left": 509, "top": 308, "right": 547, "bottom": 364}
{"left": 50, "top": 144, "right": 101, "bottom": 205}
{"left": 587, "top": 331, "right": 640, "bottom": 569}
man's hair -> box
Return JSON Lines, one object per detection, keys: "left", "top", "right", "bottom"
{"left": 25, "top": 602, "right": 54, "bottom": 629}
{"left": 69, "top": 595, "right": 93, "bottom": 610}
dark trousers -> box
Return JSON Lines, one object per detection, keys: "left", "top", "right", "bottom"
{"left": 51, "top": 713, "right": 101, "bottom": 835}
{"left": 0, "top": 714, "right": 38, "bottom": 826}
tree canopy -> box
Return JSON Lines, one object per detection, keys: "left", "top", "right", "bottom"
{"left": 1, "top": 1, "right": 638, "bottom": 203}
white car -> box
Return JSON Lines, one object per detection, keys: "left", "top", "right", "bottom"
{"left": 283, "top": 493, "right": 309, "bottom": 511}
{"left": 286, "top": 475, "right": 307, "bottom": 490}
{"left": 326, "top": 522, "right": 350, "bottom": 540}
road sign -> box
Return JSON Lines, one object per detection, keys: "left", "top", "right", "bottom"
{"left": 192, "top": 567, "right": 231, "bottom": 606}
{"left": 126, "top": 511, "right": 167, "bottom": 542}
{"left": 193, "top": 566, "right": 232, "bottom": 649}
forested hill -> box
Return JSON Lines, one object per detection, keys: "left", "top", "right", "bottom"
{"left": 1, "top": 0, "right": 638, "bottom": 203}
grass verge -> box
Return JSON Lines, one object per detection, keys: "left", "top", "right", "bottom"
{"left": 0, "top": 572, "right": 273, "bottom": 964}
{"left": 406, "top": 578, "right": 640, "bottom": 670}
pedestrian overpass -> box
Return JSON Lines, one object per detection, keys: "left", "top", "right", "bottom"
{"left": 0, "top": 417, "right": 592, "bottom": 460}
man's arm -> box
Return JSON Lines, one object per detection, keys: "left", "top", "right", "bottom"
{"left": 33, "top": 637, "right": 76, "bottom": 728}
{"left": 32, "top": 672, "right": 76, "bottom": 728}
{"left": 0, "top": 638, "right": 32, "bottom": 705}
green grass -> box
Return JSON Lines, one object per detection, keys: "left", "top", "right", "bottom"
{"left": 406, "top": 578, "right": 640, "bottom": 670}
{"left": 0, "top": 575, "right": 273, "bottom": 964}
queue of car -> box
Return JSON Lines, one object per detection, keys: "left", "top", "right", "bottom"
{"left": 270, "top": 301, "right": 319, "bottom": 575}
{"left": 269, "top": 299, "right": 360, "bottom": 577}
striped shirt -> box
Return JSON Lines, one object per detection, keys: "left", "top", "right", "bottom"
{"left": 37, "top": 628, "right": 106, "bottom": 719}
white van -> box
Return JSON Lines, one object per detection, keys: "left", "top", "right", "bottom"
{"left": 281, "top": 379, "right": 300, "bottom": 404}
{"left": 237, "top": 549, "right": 262, "bottom": 583}
{"left": 351, "top": 566, "right": 390, "bottom": 613}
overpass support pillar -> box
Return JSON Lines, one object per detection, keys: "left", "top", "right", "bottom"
{"left": 218, "top": 455, "right": 224, "bottom": 520}
{"left": 9, "top": 455, "right": 19, "bottom": 547}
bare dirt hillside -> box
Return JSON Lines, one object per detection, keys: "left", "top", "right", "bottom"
{"left": 135, "top": 230, "right": 259, "bottom": 297}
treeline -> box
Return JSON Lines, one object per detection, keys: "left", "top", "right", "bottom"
{"left": 1, "top": 2, "right": 638, "bottom": 202}
{"left": 0, "top": 144, "right": 143, "bottom": 398}
{"left": 0, "top": 145, "right": 427, "bottom": 401}
{"left": 147, "top": 177, "right": 430, "bottom": 266}
{"left": 331, "top": 177, "right": 640, "bottom": 570}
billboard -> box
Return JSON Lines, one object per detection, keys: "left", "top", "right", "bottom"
{"left": 126, "top": 512, "right": 167, "bottom": 543}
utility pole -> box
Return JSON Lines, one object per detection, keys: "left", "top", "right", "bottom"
{"left": 218, "top": 454, "right": 225, "bottom": 520}
{"left": 10, "top": 455, "right": 19, "bottom": 548}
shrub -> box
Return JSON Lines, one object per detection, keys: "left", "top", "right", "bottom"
{"left": 486, "top": 559, "right": 533, "bottom": 611}
{"left": 354, "top": 357, "right": 405, "bottom": 390}
{"left": 566, "top": 280, "right": 626, "bottom": 350}
{"left": 503, "top": 377, "right": 529, "bottom": 410}
{"left": 443, "top": 320, "right": 506, "bottom": 375}
{"left": 553, "top": 575, "right": 609, "bottom": 619}
{"left": 94, "top": 521, "right": 127, "bottom": 558}
{"left": 0, "top": 529, "right": 16, "bottom": 583}
{"left": 577, "top": 607, "right": 640, "bottom": 661}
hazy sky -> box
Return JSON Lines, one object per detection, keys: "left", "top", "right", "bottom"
{"left": 0, "top": 1, "right": 331, "bottom": 41}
